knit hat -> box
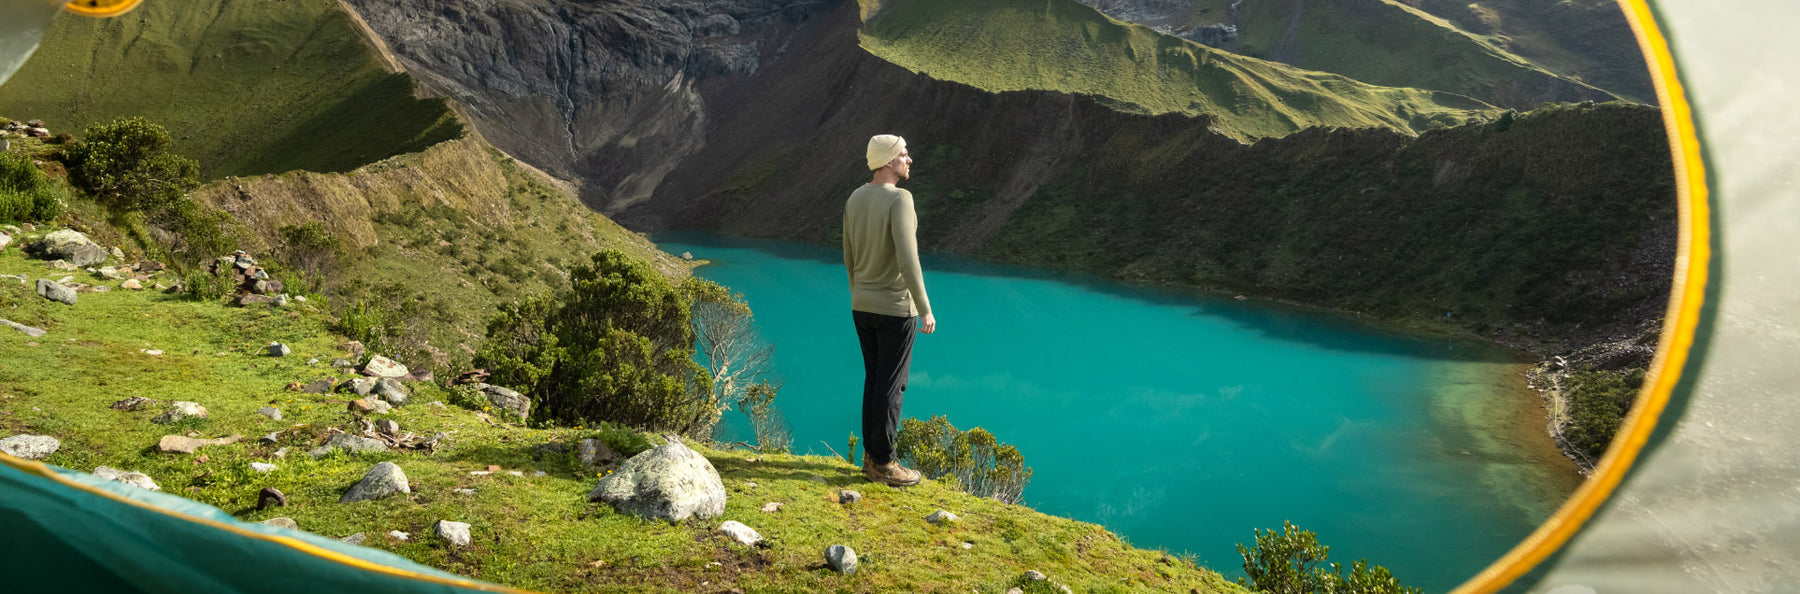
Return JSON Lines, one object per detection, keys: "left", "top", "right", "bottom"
{"left": 866, "top": 134, "right": 907, "bottom": 171}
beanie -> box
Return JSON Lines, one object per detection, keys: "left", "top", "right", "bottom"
{"left": 866, "top": 134, "right": 906, "bottom": 171}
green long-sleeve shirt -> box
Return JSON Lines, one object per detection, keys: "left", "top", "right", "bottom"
{"left": 843, "top": 183, "right": 932, "bottom": 317}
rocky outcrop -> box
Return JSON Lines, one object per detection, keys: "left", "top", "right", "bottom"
{"left": 588, "top": 441, "right": 726, "bottom": 522}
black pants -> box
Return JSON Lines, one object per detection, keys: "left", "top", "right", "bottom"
{"left": 854, "top": 310, "right": 916, "bottom": 466}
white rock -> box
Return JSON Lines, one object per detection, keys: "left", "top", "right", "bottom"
{"left": 588, "top": 442, "right": 726, "bottom": 522}
{"left": 760, "top": 502, "right": 784, "bottom": 513}
{"left": 435, "top": 520, "right": 472, "bottom": 547}
{"left": 388, "top": 530, "right": 409, "bottom": 541}
{"left": 718, "top": 520, "right": 762, "bottom": 546}
{"left": 152, "top": 401, "right": 209, "bottom": 424}
{"left": 250, "top": 463, "right": 278, "bottom": 473}
{"left": 340, "top": 461, "right": 410, "bottom": 503}
{"left": 926, "top": 509, "right": 959, "bottom": 525}
{"left": 825, "top": 544, "right": 858, "bottom": 574}
{"left": 0, "top": 434, "right": 60, "bottom": 459}
{"left": 261, "top": 517, "right": 298, "bottom": 530}
{"left": 92, "top": 466, "right": 160, "bottom": 490}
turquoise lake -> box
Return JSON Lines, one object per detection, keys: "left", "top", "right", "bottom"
{"left": 656, "top": 233, "right": 1582, "bottom": 592}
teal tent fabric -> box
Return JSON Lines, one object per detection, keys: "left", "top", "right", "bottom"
{"left": 0, "top": 459, "right": 518, "bottom": 593}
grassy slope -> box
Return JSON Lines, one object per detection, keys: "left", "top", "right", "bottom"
{"left": 1398, "top": 0, "right": 1654, "bottom": 104}
{"left": 0, "top": 243, "right": 1243, "bottom": 594}
{"left": 0, "top": 0, "right": 461, "bottom": 179}
{"left": 858, "top": 0, "right": 1498, "bottom": 142}
{"left": 1231, "top": 0, "right": 1619, "bottom": 109}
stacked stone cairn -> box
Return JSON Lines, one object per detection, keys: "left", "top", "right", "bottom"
{"left": 205, "top": 251, "right": 290, "bottom": 306}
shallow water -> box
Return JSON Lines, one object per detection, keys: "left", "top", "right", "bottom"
{"left": 657, "top": 232, "right": 1581, "bottom": 592}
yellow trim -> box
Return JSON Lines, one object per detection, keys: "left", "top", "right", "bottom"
{"left": 0, "top": 453, "right": 539, "bottom": 594}
{"left": 1451, "top": 1, "right": 1710, "bottom": 592}
{"left": 61, "top": 0, "right": 144, "bottom": 17}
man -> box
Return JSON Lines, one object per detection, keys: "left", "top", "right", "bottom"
{"left": 844, "top": 133, "right": 937, "bottom": 487}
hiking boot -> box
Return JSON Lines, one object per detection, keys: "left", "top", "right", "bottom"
{"left": 863, "top": 459, "right": 922, "bottom": 487}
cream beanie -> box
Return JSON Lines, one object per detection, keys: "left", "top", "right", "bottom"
{"left": 866, "top": 134, "right": 906, "bottom": 171}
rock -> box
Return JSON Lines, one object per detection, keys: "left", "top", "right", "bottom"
{"left": 825, "top": 545, "right": 858, "bottom": 574}
{"left": 272, "top": 447, "right": 290, "bottom": 458}
{"left": 301, "top": 379, "right": 334, "bottom": 394}
{"left": 35, "top": 279, "right": 75, "bottom": 305}
{"left": 1, "top": 319, "right": 46, "bottom": 337}
{"left": 1022, "top": 570, "right": 1047, "bottom": 582}
{"left": 0, "top": 434, "right": 60, "bottom": 459}
{"left": 235, "top": 294, "right": 273, "bottom": 306}
{"left": 926, "top": 509, "right": 959, "bottom": 525}
{"left": 362, "top": 355, "right": 408, "bottom": 378}
{"left": 250, "top": 462, "right": 278, "bottom": 473}
{"left": 1006, "top": 589, "right": 1023, "bottom": 594}
{"left": 387, "top": 530, "right": 409, "bottom": 541}
{"left": 257, "top": 406, "right": 283, "bottom": 421}
{"left": 718, "top": 520, "right": 762, "bottom": 546}
{"left": 369, "top": 400, "right": 393, "bottom": 415}
{"left": 838, "top": 489, "right": 863, "bottom": 504}
{"left": 962, "top": 541, "right": 973, "bottom": 549}
{"left": 587, "top": 441, "right": 726, "bottom": 522}
{"left": 340, "top": 533, "right": 367, "bottom": 545}
{"left": 120, "top": 278, "right": 143, "bottom": 290}
{"left": 0, "top": 231, "right": 8, "bottom": 250}
{"left": 681, "top": 251, "right": 694, "bottom": 261}
{"left": 743, "top": 481, "right": 756, "bottom": 489}
{"left": 252, "top": 279, "right": 285, "bottom": 294}
{"left": 341, "top": 461, "right": 411, "bottom": 503}
{"left": 47, "top": 259, "right": 77, "bottom": 271}
{"left": 25, "top": 230, "right": 107, "bottom": 267}
{"left": 309, "top": 433, "right": 390, "bottom": 458}
{"left": 157, "top": 434, "right": 242, "bottom": 454}
{"left": 435, "top": 520, "right": 472, "bottom": 547}
{"left": 453, "top": 488, "right": 476, "bottom": 495}
{"left": 261, "top": 517, "right": 298, "bottom": 530}
{"left": 577, "top": 439, "right": 620, "bottom": 467}
{"left": 110, "top": 396, "right": 154, "bottom": 411}
{"left": 144, "top": 349, "right": 162, "bottom": 356}
{"left": 307, "top": 358, "right": 318, "bottom": 365}
{"left": 347, "top": 398, "right": 379, "bottom": 414}
{"left": 373, "top": 378, "right": 409, "bottom": 405}
{"left": 374, "top": 419, "right": 400, "bottom": 435}
{"left": 345, "top": 341, "right": 366, "bottom": 361}
{"left": 477, "top": 383, "right": 531, "bottom": 421}
{"left": 341, "top": 377, "right": 378, "bottom": 396}
{"left": 261, "top": 431, "right": 282, "bottom": 444}
{"left": 760, "top": 502, "right": 783, "bottom": 513}
{"left": 272, "top": 295, "right": 290, "bottom": 309}
{"left": 135, "top": 260, "right": 164, "bottom": 272}
{"left": 110, "top": 247, "right": 124, "bottom": 261}
{"left": 331, "top": 358, "right": 354, "bottom": 369}
{"left": 152, "top": 401, "right": 209, "bottom": 424}
{"left": 98, "top": 266, "right": 124, "bottom": 280}
{"left": 93, "top": 466, "right": 160, "bottom": 490}
{"left": 267, "top": 342, "right": 290, "bottom": 357}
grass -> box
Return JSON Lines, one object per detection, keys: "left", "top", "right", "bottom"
{"left": 0, "top": 238, "right": 1246, "bottom": 594}
{"left": 857, "top": 0, "right": 1499, "bottom": 142}
{"left": 0, "top": 0, "right": 461, "bottom": 180}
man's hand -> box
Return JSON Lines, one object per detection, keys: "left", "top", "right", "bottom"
{"left": 918, "top": 313, "right": 936, "bottom": 335}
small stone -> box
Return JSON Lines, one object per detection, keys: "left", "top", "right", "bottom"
{"left": 362, "top": 355, "right": 409, "bottom": 378}
{"left": 121, "top": 278, "right": 144, "bottom": 290}
{"left": 99, "top": 266, "right": 124, "bottom": 280}
{"left": 838, "top": 489, "right": 863, "bottom": 504}
{"left": 261, "top": 517, "right": 298, "bottom": 530}
{"left": 374, "top": 419, "right": 400, "bottom": 434}
{"left": 962, "top": 541, "right": 973, "bottom": 549}
{"left": 809, "top": 475, "right": 826, "bottom": 484}
{"left": 272, "top": 447, "right": 290, "bottom": 459}
{"left": 760, "top": 502, "right": 784, "bottom": 513}
{"left": 257, "top": 406, "right": 282, "bottom": 421}
{"left": 157, "top": 434, "right": 241, "bottom": 454}
{"left": 534, "top": 471, "right": 546, "bottom": 477}
{"left": 453, "top": 488, "right": 476, "bottom": 495}
{"left": 235, "top": 294, "right": 273, "bottom": 306}
{"left": 507, "top": 470, "right": 523, "bottom": 477}
{"left": 373, "top": 378, "right": 409, "bottom": 405}
{"left": 0, "top": 319, "right": 46, "bottom": 337}
{"left": 110, "top": 396, "right": 154, "bottom": 411}
{"left": 435, "top": 520, "right": 473, "bottom": 547}
{"left": 308, "top": 433, "right": 389, "bottom": 458}
{"left": 1022, "top": 570, "right": 1047, "bottom": 582}
{"left": 0, "top": 434, "right": 60, "bottom": 459}
{"left": 348, "top": 398, "right": 378, "bottom": 414}
{"left": 144, "top": 349, "right": 162, "bottom": 356}
{"left": 469, "top": 471, "right": 491, "bottom": 476}
{"left": 93, "top": 466, "right": 160, "bottom": 490}
{"left": 47, "top": 259, "right": 77, "bottom": 271}
{"left": 825, "top": 545, "right": 858, "bottom": 574}
{"left": 307, "top": 358, "right": 319, "bottom": 365}
{"left": 301, "top": 379, "right": 333, "bottom": 394}
{"left": 152, "top": 401, "right": 209, "bottom": 424}
{"left": 577, "top": 439, "right": 619, "bottom": 467}
{"left": 272, "top": 294, "right": 289, "bottom": 308}
{"left": 388, "top": 531, "right": 409, "bottom": 541}
{"left": 718, "top": 520, "right": 762, "bottom": 546}
{"left": 250, "top": 462, "right": 278, "bottom": 473}
{"left": 110, "top": 247, "right": 124, "bottom": 261}
{"left": 743, "top": 481, "right": 757, "bottom": 489}
{"left": 342, "top": 377, "right": 378, "bottom": 396}
{"left": 135, "top": 260, "right": 164, "bottom": 272}
{"left": 341, "top": 461, "right": 410, "bottom": 503}
{"left": 261, "top": 432, "right": 281, "bottom": 444}
{"left": 295, "top": 295, "right": 307, "bottom": 302}
{"left": 340, "top": 533, "right": 367, "bottom": 545}
{"left": 267, "top": 342, "right": 290, "bottom": 357}
{"left": 926, "top": 509, "right": 959, "bottom": 525}
{"left": 35, "top": 279, "right": 75, "bottom": 305}
{"left": 1006, "top": 589, "right": 1024, "bottom": 594}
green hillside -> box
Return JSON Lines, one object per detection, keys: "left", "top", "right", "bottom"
{"left": 1231, "top": 0, "right": 1620, "bottom": 109}
{"left": 1395, "top": 0, "right": 1654, "bottom": 104}
{"left": 858, "top": 0, "right": 1499, "bottom": 141}
{"left": 0, "top": 0, "right": 460, "bottom": 179}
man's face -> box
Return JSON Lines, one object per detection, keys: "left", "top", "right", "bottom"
{"left": 893, "top": 148, "right": 912, "bottom": 180}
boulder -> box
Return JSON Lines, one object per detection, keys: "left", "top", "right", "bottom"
{"left": 0, "top": 434, "right": 61, "bottom": 459}
{"left": 35, "top": 279, "right": 75, "bottom": 305}
{"left": 93, "top": 466, "right": 160, "bottom": 490}
{"left": 825, "top": 545, "right": 858, "bottom": 574}
{"left": 308, "top": 433, "right": 389, "bottom": 458}
{"left": 152, "top": 401, "right": 209, "bottom": 424}
{"left": 340, "top": 461, "right": 410, "bottom": 503}
{"left": 1, "top": 319, "right": 46, "bottom": 337}
{"left": 477, "top": 383, "right": 531, "bottom": 421}
{"left": 435, "top": 520, "right": 472, "bottom": 547}
{"left": 587, "top": 441, "right": 726, "bottom": 522}
{"left": 261, "top": 517, "right": 298, "bottom": 530}
{"left": 362, "top": 356, "right": 408, "bottom": 378}
{"left": 157, "top": 434, "right": 242, "bottom": 454}
{"left": 26, "top": 230, "right": 107, "bottom": 267}
{"left": 256, "top": 406, "right": 282, "bottom": 421}
{"left": 578, "top": 439, "right": 620, "bottom": 467}
{"left": 718, "top": 521, "right": 762, "bottom": 546}
{"left": 926, "top": 509, "right": 959, "bottom": 525}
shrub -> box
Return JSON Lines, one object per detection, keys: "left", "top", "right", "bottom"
{"left": 1562, "top": 368, "right": 1646, "bottom": 461}
{"left": 895, "top": 415, "right": 1033, "bottom": 503}
{"left": 61, "top": 117, "right": 199, "bottom": 214}
{"left": 277, "top": 221, "right": 343, "bottom": 282}
{"left": 182, "top": 268, "right": 234, "bottom": 302}
{"left": 0, "top": 152, "right": 68, "bottom": 223}
{"left": 475, "top": 250, "right": 715, "bottom": 436}
{"left": 1237, "top": 521, "right": 1418, "bottom": 594}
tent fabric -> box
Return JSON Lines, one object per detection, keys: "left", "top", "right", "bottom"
{"left": 0, "top": 456, "right": 531, "bottom": 594}
{"left": 1505, "top": 0, "right": 1800, "bottom": 592}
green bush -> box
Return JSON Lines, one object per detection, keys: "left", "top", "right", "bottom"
{"left": 182, "top": 268, "right": 235, "bottom": 302}
{"left": 1237, "top": 521, "right": 1419, "bottom": 594}
{"left": 0, "top": 152, "right": 67, "bottom": 223}
{"left": 61, "top": 117, "right": 199, "bottom": 214}
{"left": 277, "top": 221, "right": 343, "bottom": 282}
{"left": 474, "top": 250, "right": 714, "bottom": 435}
{"left": 1562, "top": 368, "right": 1646, "bottom": 461}
{"left": 895, "top": 415, "right": 1033, "bottom": 504}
